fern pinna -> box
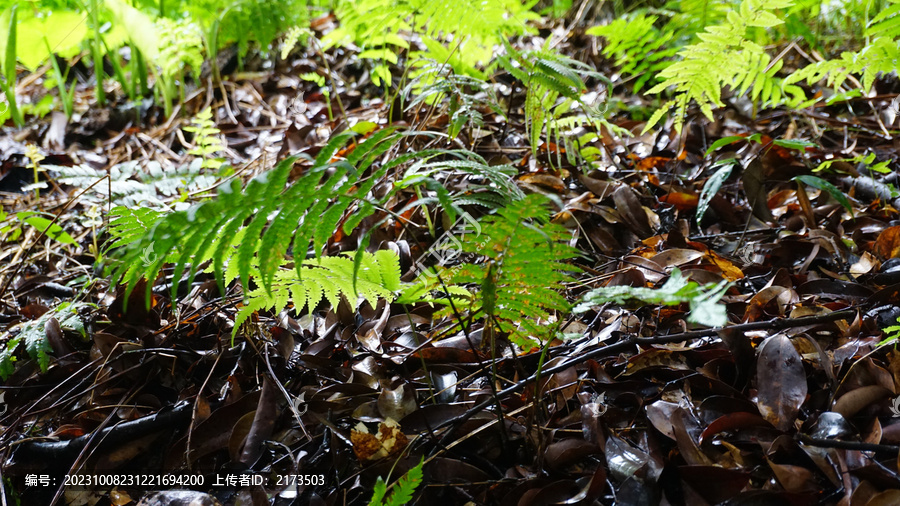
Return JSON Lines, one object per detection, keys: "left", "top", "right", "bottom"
{"left": 424, "top": 194, "right": 579, "bottom": 349}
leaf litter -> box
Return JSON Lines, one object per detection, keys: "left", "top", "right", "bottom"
{"left": 3, "top": 10, "right": 900, "bottom": 506}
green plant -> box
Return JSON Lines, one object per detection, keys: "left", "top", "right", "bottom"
{"left": 184, "top": 107, "right": 226, "bottom": 170}
{"left": 0, "top": 209, "right": 76, "bottom": 245}
{"left": 369, "top": 457, "right": 424, "bottom": 506}
{"left": 156, "top": 17, "right": 205, "bottom": 109}
{"left": 784, "top": 35, "right": 900, "bottom": 100}
{"left": 323, "top": 0, "right": 539, "bottom": 86}
{"left": 587, "top": 13, "right": 678, "bottom": 91}
{"left": 645, "top": 0, "right": 804, "bottom": 132}
{"left": 403, "top": 62, "right": 501, "bottom": 140}
{"left": 663, "top": 0, "right": 733, "bottom": 38}
{"left": 497, "top": 41, "right": 614, "bottom": 157}
{"left": 879, "top": 316, "right": 900, "bottom": 348}
{"left": 300, "top": 71, "right": 333, "bottom": 121}
{"left": 233, "top": 250, "right": 401, "bottom": 338}
{"left": 108, "top": 128, "right": 519, "bottom": 312}
{"left": 54, "top": 158, "right": 220, "bottom": 209}
{"left": 0, "top": 5, "right": 22, "bottom": 126}
{"left": 816, "top": 152, "right": 890, "bottom": 174}
{"left": 419, "top": 194, "right": 579, "bottom": 349}
{"left": 24, "top": 144, "right": 46, "bottom": 202}
{"left": 575, "top": 267, "right": 730, "bottom": 327}
{"left": 0, "top": 302, "right": 93, "bottom": 379}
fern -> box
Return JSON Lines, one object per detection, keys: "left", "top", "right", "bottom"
{"left": 587, "top": 14, "right": 679, "bottom": 91}
{"left": 785, "top": 37, "right": 900, "bottom": 96}
{"left": 323, "top": 0, "right": 539, "bottom": 84}
{"left": 108, "top": 128, "right": 520, "bottom": 313}
{"left": 183, "top": 107, "right": 226, "bottom": 170}
{"left": 107, "top": 207, "right": 165, "bottom": 250}
{"left": 185, "top": 0, "right": 309, "bottom": 58}
{"left": 110, "top": 128, "right": 398, "bottom": 304}
{"left": 645, "top": 0, "right": 804, "bottom": 133}
{"left": 53, "top": 159, "right": 219, "bottom": 209}
{"left": 782, "top": 0, "right": 900, "bottom": 97}
{"left": 403, "top": 61, "right": 500, "bottom": 139}
{"left": 368, "top": 457, "right": 424, "bottom": 506}
{"left": 497, "top": 40, "right": 614, "bottom": 155}
{"left": 663, "top": 0, "right": 733, "bottom": 38}
{"left": 233, "top": 250, "right": 402, "bottom": 337}
{"left": 421, "top": 194, "right": 579, "bottom": 349}
{"left": 156, "top": 17, "right": 204, "bottom": 80}
{"left": 0, "top": 302, "right": 93, "bottom": 380}
{"left": 868, "top": 0, "right": 900, "bottom": 39}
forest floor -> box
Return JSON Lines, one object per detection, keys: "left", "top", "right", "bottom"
{"left": 3, "top": 11, "right": 900, "bottom": 506}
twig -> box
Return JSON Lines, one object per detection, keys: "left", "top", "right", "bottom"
{"left": 798, "top": 434, "right": 900, "bottom": 453}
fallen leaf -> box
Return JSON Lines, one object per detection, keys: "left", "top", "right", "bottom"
{"left": 875, "top": 226, "right": 900, "bottom": 259}
{"left": 756, "top": 334, "right": 807, "bottom": 431}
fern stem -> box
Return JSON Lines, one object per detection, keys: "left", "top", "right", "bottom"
{"left": 309, "top": 37, "right": 347, "bottom": 126}
{"left": 413, "top": 186, "right": 435, "bottom": 237}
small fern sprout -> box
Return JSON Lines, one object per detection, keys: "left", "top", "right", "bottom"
{"left": 183, "top": 107, "right": 226, "bottom": 171}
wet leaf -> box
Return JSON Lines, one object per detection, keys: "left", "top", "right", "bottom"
{"left": 756, "top": 334, "right": 807, "bottom": 431}
{"left": 794, "top": 175, "right": 853, "bottom": 217}
{"left": 697, "top": 162, "right": 734, "bottom": 226}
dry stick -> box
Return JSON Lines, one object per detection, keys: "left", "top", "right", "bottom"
{"left": 435, "top": 307, "right": 859, "bottom": 448}
{"left": 798, "top": 434, "right": 900, "bottom": 453}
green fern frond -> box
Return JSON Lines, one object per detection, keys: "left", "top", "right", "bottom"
{"left": 184, "top": 107, "right": 226, "bottom": 170}
{"left": 587, "top": 14, "right": 678, "bottom": 91}
{"left": 785, "top": 36, "right": 900, "bottom": 95}
{"left": 404, "top": 61, "right": 500, "bottom": 138}
{"left": 108, "top": 128, "right": 521, "bottom": 312}
{"left": 110, "top": 128, "right": 401, "bottom": 306}
{"left": 324, "top": 0, "right": 539, "bottom": 82}
{"left": 422, "top": 194, "right": 579, "bottom": 348}
{"left": 233, "top": 250, "right": 402, "bottom": 337}
{"left": 0, "top": 302, "right": 93, "bottom": 379}
{"left": 645, "top": 0, "right": 798, "bottom": 133}
{"left": 867, "top": 0, "right": 900, "bottom": 39}
{"left": 664, "top": 0, "right": 734, "bottom": 36}
{"left": 54, "top": 159, "right": 219, "bottom": 209}
{"left": 107, "top": 207, "right": 164, "bottom": 250}
{"left": 369, "top": 457, "right": 424, "bottom": 506}
{"left": 498, "top": 40, "right": 614, "bottom": 155}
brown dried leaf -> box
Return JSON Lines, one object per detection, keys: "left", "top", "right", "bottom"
{"left": 832, "top": 385, "right": 892, "bottom": 419}
{"left": 742, "top": 158, "right": 774, "bottom": 223}
{"left": 756, "top": 334, "right": 807, "bottom": 431}
{"left": 613, "top": 186, "right": 653, "bottom": 238}
{"left": 875, "top": 226, "right": 900, "bottom": 259}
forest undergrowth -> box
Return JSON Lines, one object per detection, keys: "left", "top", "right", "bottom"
{"left": 3, "top": 0, "right": 900, "bottom": 504}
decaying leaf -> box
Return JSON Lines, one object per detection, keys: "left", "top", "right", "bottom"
{"left": 756, "top": 334, "right": 807, "bottom": 431}
{"left": 351, "top": 418, "right": 409, "bottom": 461}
